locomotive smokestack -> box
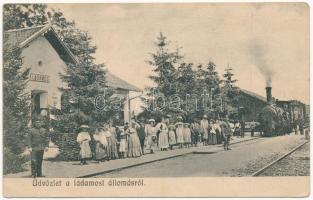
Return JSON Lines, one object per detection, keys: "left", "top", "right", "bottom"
{"left": 266, "top": 86, "right": 272, "bottom": 104}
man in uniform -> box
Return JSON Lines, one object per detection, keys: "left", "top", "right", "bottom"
{"left": 27, "top": 119, "right": 49, "bottom": 177}
{"left": 221, "top": 118, "right": 232, "bottom": 150}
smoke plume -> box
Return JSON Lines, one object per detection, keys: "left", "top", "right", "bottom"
{"left": 249, "top": 39, "right": 274, "bottom": 87}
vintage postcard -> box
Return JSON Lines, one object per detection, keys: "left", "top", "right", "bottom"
{"left": 2, "top": 2, "right": 310, "bottom": 197}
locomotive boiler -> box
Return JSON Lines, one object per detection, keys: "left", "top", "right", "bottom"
{"left": 258, "top": 87, "right": 291, "bottom": 136}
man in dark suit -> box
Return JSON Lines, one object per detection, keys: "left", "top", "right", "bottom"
{"left": 136, "top": 118, "right": 146, "bottom": 155}
{"left": 27, "top": 120, "right": 49, "bottom": 177}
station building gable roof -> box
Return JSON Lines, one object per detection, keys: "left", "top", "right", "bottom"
{"left": 4, "top": 24, "right": 141, "bottom": 92}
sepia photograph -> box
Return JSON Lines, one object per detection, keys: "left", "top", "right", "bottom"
{"left": 2, "top": 2, "right": 310, "bottom": 197}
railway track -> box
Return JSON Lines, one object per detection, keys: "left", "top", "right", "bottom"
{"left": 251, "top": 140, "right": 309, "bottom": 176}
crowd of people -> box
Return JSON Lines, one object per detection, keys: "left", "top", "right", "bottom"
{"left": 26, "top": 114, "right": 309, "bottom": 177}
{"left": 76, "top": 115, "right": 234, "bottom": 165}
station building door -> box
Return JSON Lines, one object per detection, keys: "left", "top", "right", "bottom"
{"left": 31, "top": 90, "right": 49, "bottom": 121}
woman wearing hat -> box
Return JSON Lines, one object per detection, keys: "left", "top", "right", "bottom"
{"left": 76, "top": 125, "right": 92, "bottom": 165}
{"left": 108, "top": 122, "right": 119, "bottom": 160}
{"left": 183, "top": 123, "right": 192, "bottom": 148}
{"left": 191, "top": 119, "right": 201, "bottom": 147}
{"left": 175, "top": 122, "right": 184, "bottom": 148}
{"left": 119, "top": 127, "right": 129, "bottom": 159}
{"left": 168, "top": 125, "right": 176, "bottom": 150}
{"left": 93, "top": 127, "right": 108, "bottom": 162}
{"left": 200, "top": 115, "right": 209, "bottom": 146}
{"left": 155, "top": 117, "right": 169, "bottom": 151}
{"left": 208, "top": 120, "right": 217, "bottom": 145}
{"left": 145, "top": 119, "right": 157, "bottom": 154}
{"left": 103, "top": 124, "right": 113, "bottom": 161}
{"left": 127, "top": 122, "right": 142, "bottom": 157}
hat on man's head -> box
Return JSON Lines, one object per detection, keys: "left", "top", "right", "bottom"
{"left": 148, "top": 119, "right": 155, "bottom": 123}
{"left": 176, "top": 116, "right": 183, "bottom": 122}
{"left": 80, "top": 125, "right": 89, "bottom": 129}
{"left": 203, "top": 115, "right": 208, "bottom": 119}
{"left": 175, "top": 122, "right": 183, "bottom": 126}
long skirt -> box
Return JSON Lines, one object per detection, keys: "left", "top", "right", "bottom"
{"left": 110, "top": 136, "right": 119, "bottom": 159}
{"left": 203, "top": 131, "right": 208, "bottom": 140}
{"left": 128, "top": 133, "right": 142, "bottom": 157}
{"left": 106, "top": 137, "right": 112, "bottom": 159}
{"left": 158, "top": 132, "right": 169, "bottom": 149}
{"left": 234, "top": 128, "right": 240, "bottom": 136}
{"left": 211, "top": 133, "right": 217, "bottom": 145}
{"left": 79, "top": 141, "right": 92, "bottom": 159}
{"left": 146, "top": 135, "right": 157, "bottom": 151}
{"left": 176, "top": 131, "right": 184, "bottom": 144}
{"left": 207, "top": 133, "right": 213, "bottom": 145}
{"left": 119, "top": 138, "right": 127, "bottom": 153}
{"left": 216, "top": 130, "right": 222, "bottom": 144}
{"left": 95, "top": 142, "right": 107, "bottom": 160}
{"left": 192, "top": 132, "right": 199, "bottom": 144}
{"left": 184, "top": 132, "right": 192, "bottom": 144}
{"left": 168, "top": 131, "right": 176, "bottom": 145}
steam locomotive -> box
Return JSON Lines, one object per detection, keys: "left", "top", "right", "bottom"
{"left": 258, "top": 87, "right": 304, "bottom": 137}
{"left": 258, "top": 103, "right": 292, "bottom": 136}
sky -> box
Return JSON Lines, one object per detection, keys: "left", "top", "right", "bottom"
{"left": 52, "top": 3, "right": 309, "bottom": 104}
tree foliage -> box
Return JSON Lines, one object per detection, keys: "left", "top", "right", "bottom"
{"left": 142, "top": 33, "right": 237, "bottom": 122}
{"left": 3, "top": 35, "right": 31, "bottom": 173}
{"left": 3, "top": 4, "right": 117, "bottom": 161}
{"left": 220, "top": 66, "right": 240, "bottom": 118}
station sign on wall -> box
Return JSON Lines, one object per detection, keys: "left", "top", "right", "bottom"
{"left": 29, "top": 73, "right": 50, "bottom": 83}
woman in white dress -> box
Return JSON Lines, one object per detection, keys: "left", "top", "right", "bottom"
{"left": 76, "top": 125, "right": 92, "bottom": 165}
{"left": 94, "top": 127, "right": 108, "bottom": 162}
{"left": 168, "top": 125, "right": 177, "bottom": 150}
{"left": 183, "top": 123, "right": 192, "bottom": 148}
{"left": 200, "top": 115, "right": 209, "bottom": 146}
{"left": 175, "top": 122, "right": 184, "bottom": 148}
{"left": 145, "top": 119, "right": 157, "bottom": 154}
{"left": 156, "top": 119, "right": 169, "bottom": 151}
{"left": 158, "top": 124, "right": 169, "bottom": 151}
{"left": 127, "top": 123, "right": 142, "bottom": 158}
{"left": 119, "top": 127, "right": 128, "bottom": 159}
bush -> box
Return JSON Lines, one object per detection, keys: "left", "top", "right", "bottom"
{"left": 52, "top": 132, "right": 80, "bottom": 161}
{"left": 3, "top": 147, "right": 28, "bottom": 174}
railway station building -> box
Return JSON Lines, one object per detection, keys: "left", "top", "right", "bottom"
{"left": 5, "top": 24, "right": 141, "bottom": 125}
